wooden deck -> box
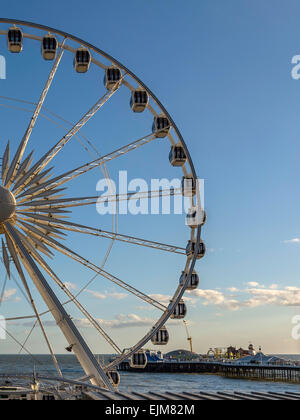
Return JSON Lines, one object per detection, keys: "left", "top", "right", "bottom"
{"left": 83, "top": 390, "right": 300, "bottom": 401}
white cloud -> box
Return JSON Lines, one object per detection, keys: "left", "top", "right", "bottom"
{"left": 186, "top": 284, "right": 300, "bottom": 311}
{"left": 86, "top": 290, "right": 107, "bottom": 300}
{"left": 149, "top": 294, "right": 171, "bottom": 306}
{"left": 149, "top": 293, "right": 197, "bottom": 307}
{"left": 244, "top": 287, "right": 300, "bottom": 307}
{"left": 96, "top": 314, "right": 154, "bottom": 329}
{"left": 247, "top": 282, "right": 260, "bottom": 287}
{"left": 188, "top": 289, "right": 240, "bottom": 311}
{"left": 86, "top": 290, "right": 128, "bottom": 301}
{"left": 2, "top": 289, "right": 18, "bottom": 302}
{"left": 20, "top": 313, "right": 182, "bottom": 330}
{"left": 284, "top": 238, "right": 300, "bottom": 244}
{"left": 106, "top": 292, "right": 128, "bottom": 300}
{"left": 64, "top": 282, "right": 77, "bottom": 291}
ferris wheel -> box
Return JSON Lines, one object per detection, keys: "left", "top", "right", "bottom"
{"left": 0, "top": 19, "right": 205, "bottom": 391}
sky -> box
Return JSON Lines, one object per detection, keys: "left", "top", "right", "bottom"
{"left": 0, "top": 0, "right": 300, "bottom": 357}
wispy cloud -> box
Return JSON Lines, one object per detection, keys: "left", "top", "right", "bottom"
{"left": 187, "top": 284, "right": 300, "bottom": 311}
{"left": 247, "top": 282, "right": 260, "bottom": 287}
{"left": 17, "top": 314, "right": 182, "bottom": 330}
{"left": 64, "top": 282, "right": 78, "bottom": 291}
{"left": 188, "top": 289, "right": 240, "bottom": 311}
{"left": 1, "top": 289, "right": 19, "bottom": 303}
{"left": 284, "top": 238, "right": 300, "bottom": 244}
{"left": 243, "top": 286, "right": 300, "bottom": 308}
{"left": 106, "top": 292, "right": 128, "bottom": 300}
{"left": 86, "top": 290, "right": 107, "bottom": 300}
{"left": 86, "top": 290, "right": 128, "bottom": 301}
{"left": 149, "top": 293, "right": 197, "bottom": 307}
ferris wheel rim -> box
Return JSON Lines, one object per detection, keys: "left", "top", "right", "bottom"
{"left": 0, "top": 17, "right": 197, "bottom": 179}
{"left": 0, "top": 18, "right": 203, "bottom": 386}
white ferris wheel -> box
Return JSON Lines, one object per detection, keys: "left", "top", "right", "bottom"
{"left": 0, "top": 19, "right": 205, "bottom": 392}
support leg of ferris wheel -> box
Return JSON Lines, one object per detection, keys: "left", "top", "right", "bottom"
{"left": 4, "top": 221, "right": 114, "bottom": 391}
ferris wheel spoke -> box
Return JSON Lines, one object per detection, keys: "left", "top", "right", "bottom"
{"left": 15, "top": 132, "right": 157, "bottom": 201}
{"left": 2, "top": 238, "right": 11, "bottom": 279}
{"left": 11, "top": 221, "right": 167, "bottom": 311}
{"left": 45, "top": 238, "right": 167, "bottom": 311}
{"left": 13, "top": 85, "right": 122, "bottom": 196}
{"left": 23, "top": 217, "right": 186, "bottom": 255}
{"left": 17, "top": 320, "right": 38, "bottom": 356}
{"left": 1, "top": 141, "right": 10, "bottom": 184}
{"left": 0, "top": 274, "right": 8, "bottom": 308}
{"left": 5, "top": 39, "right": 67, "bottom": 188}
{"left": 4, "top": 232, "right": 62, "bottom": 376}
{"left": 17, "top": 217, "right": 67, "bottom": 237}
{"left": 19, "top": 166, "right": 54, "bottom": 192}
{"left": 11, "top": 151, "right": 34, "bottom": 188}
{"left": 10, "top": 224, "right": 123, "bottom": 355}
{"left": 17, "top": 188, "right": 182, "bottom": 211}
{"left": 15, "top": 222, "right": 56, "bottom": 257}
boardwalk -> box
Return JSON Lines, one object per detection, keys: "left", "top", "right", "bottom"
{"left": 83, "top": 390, "right": 300, "bottom": 401}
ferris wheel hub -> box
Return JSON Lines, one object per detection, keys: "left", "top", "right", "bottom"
{"left": 0, "top": 186, "right": 16, "bottom": 225}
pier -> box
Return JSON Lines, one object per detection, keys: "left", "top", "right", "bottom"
{"left": 118, "top": 361, "right": 300, "bottom": 383}
{"left": 219, "top": 363, "right": 300, "bottom": 382}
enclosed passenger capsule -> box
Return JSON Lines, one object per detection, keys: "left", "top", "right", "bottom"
{"left": 74, "top": 47, "right": 91, "bottom": 73}
{"left": 186, "top": 207, "right": 207, "bottom": 228}
{"left": 7, "top": 27, "right": 23, "bottom": 53}
{"left": 106, "top": 370, "right": 120, "bottom": 387}
{"left": 170, "top": 300, "right": 187, "bottom": 320}
{"left": 104, "top": 66, "right": 122, "bottom": 90}
{"left": 130, "top": 88, "right": 149, "bottom": 113}
{"left": 186, "top": 239, "right": 206, "bottom": 259}
{"left": 42, "top": 35, "right": 58, "bottom": 60}
{"left": 179, "top": 270, "right": 200, "bottom": 290}
{"left": 182, "top": 176, "right": 197, "bottom": 197}
{"left": 130, "top": 350, "right": 147, "bottom": 369}
{"left": 151, "top": 326, "right": 169, "bottom": 346}
{"left": 169, "top": 145, "right": 187, "bottom": 167}
{"left": 152, "top": 114, "right": 170, "bottom": 138}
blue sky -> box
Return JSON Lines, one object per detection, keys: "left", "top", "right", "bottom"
{"left": 1, "top": 0, "right": 300, "bottom": 356}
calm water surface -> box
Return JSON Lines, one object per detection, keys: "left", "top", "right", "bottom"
{"left": 0, "top": 354, "right": 300, "bottom": 394}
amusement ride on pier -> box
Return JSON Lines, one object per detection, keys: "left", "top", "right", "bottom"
{"left": 0, "top": 19, "right": 206, "bottom": 399}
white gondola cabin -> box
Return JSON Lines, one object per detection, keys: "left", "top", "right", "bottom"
{"left": 182, "top": 176, "right": 197, "bottom": 197}
{"left": 170, "top": 300, "right": 187, "bottom": 320}
{"left": 169, "top": 145, "right": 187, "bottom": 167}
{"left": 7, "top": 27, "right": 23, "bottom": 53}
{"left": 151, "top": 326, "right": 169, "bottom": 346}
{"left": 104, "top": 66, "right": 122, "bottom": 90}
{"left": 186, "top": 239, "right": 206, "bottom": 259}
{"left": 42, "top": 35, "right": 58, "bottom": 60}
{"left": 106, "top": 370, "right": 120, "bottom": 387}
{"left": 152, "top": 114, "right": 170, "bottom": 138}
{"left": 74, "top": 47, "right": 91, "bottom": 73}
{"left": 130, "top": 88, "right": 149, "bottom": 112}
{"left": 179, "top": 270, "right": 200, "bottom": 290}
{"left": 186, "top": 207, "right": 207, "bottom": 228}
{"left": 130, "top": 350, "right": 147, "bottom": 369}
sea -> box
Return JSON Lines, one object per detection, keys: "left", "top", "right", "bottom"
{"left": 0, "top": 354, "right": 300, "bottom": 394}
